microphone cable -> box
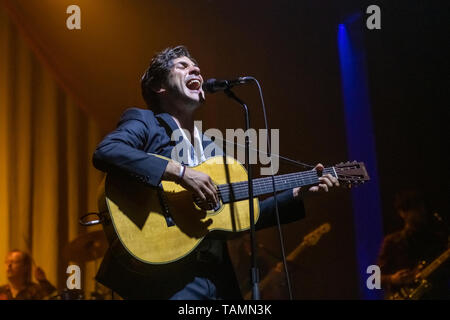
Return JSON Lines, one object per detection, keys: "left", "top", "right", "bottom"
{"left": 245, "top": 76, "right": 294, "bottom": 300}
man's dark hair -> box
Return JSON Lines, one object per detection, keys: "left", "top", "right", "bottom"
{"left": 394, "top": 189, "right": 427, "bottom": 213}
{"left": 141, "top": 45, "right": 197, "bottom": 113}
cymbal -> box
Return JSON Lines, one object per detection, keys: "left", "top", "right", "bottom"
{"left": 65, "top": 231, "right": 108, "bottom": 263}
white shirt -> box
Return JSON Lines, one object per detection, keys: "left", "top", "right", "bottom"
{"left": 172, "top": 121, "right": 206, "bottom": 166}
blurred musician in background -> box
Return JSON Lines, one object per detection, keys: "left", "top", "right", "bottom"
{"left": 378, "top": 190, "right": 449, "bottom": 299}
{"left": 0, "top": 249, "right": 56, "bottom": 300}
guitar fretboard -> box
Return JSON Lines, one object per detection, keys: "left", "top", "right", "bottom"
{"left": 217, "top": 167, "right": 337, "bottom": 203}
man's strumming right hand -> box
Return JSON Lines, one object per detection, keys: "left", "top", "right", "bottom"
{"left": 164, "top": 160, "right": 218, "bottom": 210}
{"left": 389, "top": 268, "right": 416, "bottom": 286}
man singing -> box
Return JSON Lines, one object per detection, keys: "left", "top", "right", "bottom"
{"left": 92, "top": 45, "right": 338, "bottom": 299}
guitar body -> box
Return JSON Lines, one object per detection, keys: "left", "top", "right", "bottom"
{"left": 98, "top": 155, "right": 260, "bottom": 265}
{"left": 388, "top": 280, "right": 431, "bottom": 300}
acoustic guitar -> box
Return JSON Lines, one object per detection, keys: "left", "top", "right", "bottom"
{"left": 97, "top": 154, "right": 369, "bottom": 265}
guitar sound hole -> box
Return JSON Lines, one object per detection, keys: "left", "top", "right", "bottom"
{"left": 193, "top": 196, "right": 222, "bottom": 212}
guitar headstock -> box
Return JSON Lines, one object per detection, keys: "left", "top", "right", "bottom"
{"left": 334, "top": 161, "right": 370, "bottom": 188}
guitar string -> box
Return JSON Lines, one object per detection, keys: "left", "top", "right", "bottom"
{"left": 216, "top": 168, "right": 337, "bottom": 201}
{"left": 225, "top": 164, "right": 364, "bottom": 193}
{"left": 182, "top": 169, "right": 332, "bottom": 203}
{"left": 170, "top": 166, "right": 362, "bottom": 202}
{"left": 178, "top": 162, "right": 360, "bottom": 199}
{"left": 219, "top": 167, "right": 335, "bottom": 191}
{"left": 217, "top": 170, "right": 335, "bottom": 200}
{"left": 218, "top": 172, "right": 331, "bottom": 198}
{"left": 216, "top": 168, "right": 364, "bottom": 202}
{"left": 218, "top": 176, "right": 321, "bottom": 199}
{"left": 219, "top": 167, "right": 336, "bottom": 192}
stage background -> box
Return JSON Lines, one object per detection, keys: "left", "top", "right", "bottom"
{"left": 0, "top": 0, "right": 447, "bottom": 299}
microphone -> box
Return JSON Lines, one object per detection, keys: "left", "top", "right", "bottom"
{"left": 202, "top": 77, "right": 252, "bottom": 93}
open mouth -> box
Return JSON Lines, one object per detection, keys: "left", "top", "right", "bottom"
{"left": 185, "top": 78, "right": 202, "bottom": 91}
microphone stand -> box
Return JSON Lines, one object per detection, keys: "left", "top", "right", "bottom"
{"left": 224, "top": 88, "right": 260, "bottom": 300}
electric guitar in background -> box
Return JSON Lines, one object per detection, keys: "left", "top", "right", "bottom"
{"left": 97, "top": 154, "right": 369, "bottom": 265}
{"left": 244, "top": 223, "right": 331, "bottom": 299}
{"left": 388, "top": 247, "right": 450, "bottom": 300}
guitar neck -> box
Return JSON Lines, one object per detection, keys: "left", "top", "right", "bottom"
{"left": 418, "top": 248, "right": 450, "bottom": 279}
{"left": 218, "top": 167, "right": 337, "bottom": 203}
{"left": 286, "top": 242, "right": 308, "bottom": 262}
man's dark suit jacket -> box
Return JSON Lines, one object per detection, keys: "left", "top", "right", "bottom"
{"left": 92, "top": 107, "right": 306, "bottom": 299}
